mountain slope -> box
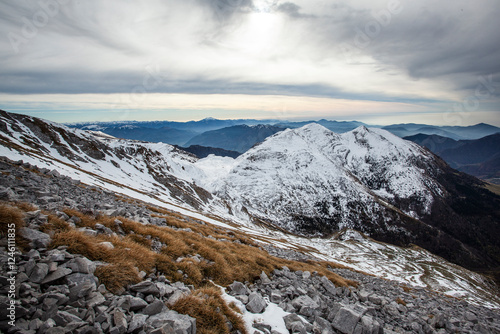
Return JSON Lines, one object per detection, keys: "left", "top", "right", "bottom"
{"left": 185, "top": 124, "right": 285, "bottom": 153}
{"left": 0, "top": 110, "right": 226, "bottom": 215}
{"left": 198, "top": 124, "right": 500, "bottom": 273}
{"left": 176, "top": 145, "right": 241, "bottom": 159}
{"left": 403, "top": 133, "right": 462, "bottom": 153}
{"left": 439, "top": 133, "right": 500, "bottom": 166}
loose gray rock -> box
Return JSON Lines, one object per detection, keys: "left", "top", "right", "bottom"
{"left": 128, "top": 313, "right": 149, "bottom": 333}
{"left": 146, "top": 310, "right": 196, "bottom": 334}
{"left": 332, "top": 306, "right": 362, "bottom": 334}
{"left": 65, "top": 257, "right": 96, "bottom": 274}
{"left": 41, "top": 267, "right": 72, "bottom": 285}
{"left": 228, "top": 281, "right": 250, "bottom": 296}
{"left": 29, "top": 263, "right": 49, "bottom": 283}
{"left": 141, "top": 300, "right": 165, "bottom": 316}
{"left": 128, "top": 296, "right": 148, "bottom": 311}
{"left": 129, "top": 281, "right": 160, "bottom": 296}
{"left": 20, "top": 227, "right": 51, "bottom": 248}
{"left": 246, "top": 292, "right": 267, "bottom": 314}
{"left": 113, "top": 310, "right": 127, "bottom": 332}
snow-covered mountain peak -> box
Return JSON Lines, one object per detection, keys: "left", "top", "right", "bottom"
{"left": 199, "top": 122, "right": 446, "bottom": 236}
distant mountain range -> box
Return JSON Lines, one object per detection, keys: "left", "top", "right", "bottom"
{"left": 184, "top": 124, "right": 285, "bottom": 153}
{"left": 69, "top": 119, "right": 500, "bottom": 147}
{"left": 275, "top": 119, "right": 366, "bottom": 133}
{"left": 405, "top": 133, "right": 500, "bottom": 183}
{"left": 85, "top": 125, "right": 198, "bottom": 146}
{"left": 383, "top": 123, "right": 500, "bottom": 140}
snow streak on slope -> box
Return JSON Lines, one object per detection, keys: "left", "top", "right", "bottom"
{"left": 196, "top": 123, "right": 444, "bottom": 234}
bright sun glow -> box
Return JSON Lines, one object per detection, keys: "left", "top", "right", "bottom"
{"left": 236, "top": 13, "right": 283, "bottom": 56}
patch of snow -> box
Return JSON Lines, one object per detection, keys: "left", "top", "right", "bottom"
{"left": 221, "top": 289, "right": 289, "bottom": 334}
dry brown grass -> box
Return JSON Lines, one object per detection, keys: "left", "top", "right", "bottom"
{"left": 396, "top": 297, "right": 407, "bottom": 306}
{"left": 99, "top": 235, "right": 156, "bottom": 273}
{"left": 62, "top": 208, "right": 98, "bottom": 228}
{"left": 0, "top": 203, "right": 24, "bottom": 236}
{"left": 40, "top": 214, "right": 70, "bottom": 233}
{"left": 0, "top": 203, "right": 29, "bottom": 249}
{"left": 94, "top": 262, "right": 141, "bottom": 293}
{"left": 14, "top": 202, "right": 37, "bottom": 212}
{"left": 402, "top": 285, "right": 413, "bottom": 293}
{"left": 50, "top": 230, "right": 113, "bottom": 261}
{"left": 171, "top": 285, "right": 247, "bottom": 334}
{"left": 50, "top": 209, "right": 355, "bottom": 288}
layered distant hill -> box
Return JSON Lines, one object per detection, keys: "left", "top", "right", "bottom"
{"left": 405, "top": 133, "right": 500, "bottom": 183}
{"left": 184, "top": 124, "right": 285, "bottom": 153}
{"left": 383, "top": 123, "right": 499, "bottom": 140}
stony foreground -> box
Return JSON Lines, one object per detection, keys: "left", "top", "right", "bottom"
{"left": 0, "top": 156, "right": 499, "bottom": 334}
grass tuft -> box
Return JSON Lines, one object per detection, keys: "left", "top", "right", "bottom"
{"left": 94, "top": 262, "right": 141, "bottom": 293}
{"left": 171, "top": 285, "right": 247, "bottom": 334}
{"left": 0, "top": 202, "right": 28, "bottom": 249}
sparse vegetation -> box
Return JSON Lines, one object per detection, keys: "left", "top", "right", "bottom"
{"left": 0, "top": 203, "right": 24, "bottom": 236}
{"left": 171, "top": 285, "right": 247, "bottom": 334}
{"left": 0, "top": 203, "right": 26, "bottom": 248}
{"left": 94, "top": 263, "right": 141, "bottom": 293}
{"left": 51, "top": 207, "right": 355, "bottom": 291}
{"left": 0, "top": 200, "right": 357, "bottom": 331}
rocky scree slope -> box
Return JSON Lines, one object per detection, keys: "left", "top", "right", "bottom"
{"left": 1, "top": 157, "right": 499, "bottom": 334}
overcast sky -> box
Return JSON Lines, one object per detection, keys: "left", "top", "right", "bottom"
{"left": 1, "top": 0, "right": 499, "bottom": 125}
